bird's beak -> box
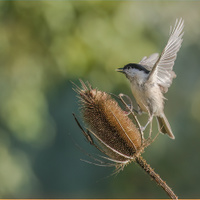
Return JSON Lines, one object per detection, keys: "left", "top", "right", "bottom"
{"left": 116, "top": 68, "right": 124, "bottom": 73}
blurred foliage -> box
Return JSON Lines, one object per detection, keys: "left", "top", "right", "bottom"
{"left": 0, "top": 1, "right": 200, "bottom": 199}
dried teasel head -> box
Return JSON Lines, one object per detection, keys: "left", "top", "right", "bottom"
{"left": 73, "top": 80, "right": 144, "bottom": 169}
{"left": 72, "top": 80, "right": 178, "bottom": 199}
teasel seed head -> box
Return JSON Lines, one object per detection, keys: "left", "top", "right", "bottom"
{"left": 72, "top": 80, "right": 178, "bottom": 199}
{"left": 73, "top": 80, "right": 143, "bottom": 165}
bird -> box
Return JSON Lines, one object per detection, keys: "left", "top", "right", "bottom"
{"left": 116, "top": 18, "right": 184, "bottom": 139}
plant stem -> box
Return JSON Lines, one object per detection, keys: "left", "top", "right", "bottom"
{"left": 135, "top": 156, "right": 178, "bottom": 200}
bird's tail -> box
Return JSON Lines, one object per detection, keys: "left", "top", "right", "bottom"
{"left": 156, "top": 114, "right": 175, "bottom": 139}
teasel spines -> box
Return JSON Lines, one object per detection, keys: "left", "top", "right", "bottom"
{"left": 73, "top": 80, "right": 178, "bottom": 199}
{"left": 74, "top": 80, "right": 142, "bottom": 162}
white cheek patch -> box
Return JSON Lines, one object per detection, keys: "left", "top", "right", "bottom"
{"left": 127, "top": 69, "right": 148, "bottom": 79}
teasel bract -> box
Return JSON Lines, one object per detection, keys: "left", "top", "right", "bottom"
{"left": 73, "top": 80, "right": 178, "bottom": 200}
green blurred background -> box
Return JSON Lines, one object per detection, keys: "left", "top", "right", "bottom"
{"left": 0, "top": 1, "right": 200, "bottom": 199}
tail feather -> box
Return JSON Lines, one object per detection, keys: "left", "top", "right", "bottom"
{"left": 156, "top": 114, "right": 175, "bottom": 139}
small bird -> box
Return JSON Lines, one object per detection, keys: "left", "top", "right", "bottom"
{"left": 116, "top": 18, "right": 184, "bottom": 139}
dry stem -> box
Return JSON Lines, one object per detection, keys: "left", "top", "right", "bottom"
{"left": 135, "top": 156, "right": 178, "bottom": 200}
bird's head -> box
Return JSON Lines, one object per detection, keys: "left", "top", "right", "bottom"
{"left": 116, "top": 63, "right": 150, "bottom": 81}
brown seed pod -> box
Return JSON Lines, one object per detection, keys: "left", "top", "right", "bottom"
{"left": 73, "top": 80, "right": 144, "bottom": 165}
{"left": 72, "top": 80, "right": 178, "bottom": 200}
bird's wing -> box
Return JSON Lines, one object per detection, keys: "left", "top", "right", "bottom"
{"left": 147, "top": 18, "right": 184, "bottom": 90}
{"left": 139, "top": 53, "right": 159, "bottom": 70}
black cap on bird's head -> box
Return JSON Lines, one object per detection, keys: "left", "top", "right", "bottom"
{"left": 116, "top": 63, "right": 150, "bottom": 74}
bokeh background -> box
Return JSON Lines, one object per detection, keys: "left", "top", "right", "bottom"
{"left": 0, "top": 1, "right": 200, "bottom": 199}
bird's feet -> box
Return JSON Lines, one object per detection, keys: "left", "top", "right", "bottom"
{"left": 140, "top": 126, "right": 146, "bottom": 132}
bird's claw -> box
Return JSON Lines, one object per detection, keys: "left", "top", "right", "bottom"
{"left": 141, "top": 126, "right": 146, "bottom": 132}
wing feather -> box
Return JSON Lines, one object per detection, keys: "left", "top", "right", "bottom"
{"left": 147, "top": 18, "right": 184, "bottom": 91}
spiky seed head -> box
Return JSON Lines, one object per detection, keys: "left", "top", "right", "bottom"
{"left": 74, "top": 80, "right": 142, "bottom": 162}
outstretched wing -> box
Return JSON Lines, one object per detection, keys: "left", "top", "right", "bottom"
{"left": 147, "top": 18, "right": 184, "bottom": 91}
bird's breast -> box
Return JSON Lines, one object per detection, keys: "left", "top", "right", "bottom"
{"left": 130, "top": 82, "right": 149, "bottom": 112}
{"left": 130, "top": 81, "right": 164, "bottom": 115}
